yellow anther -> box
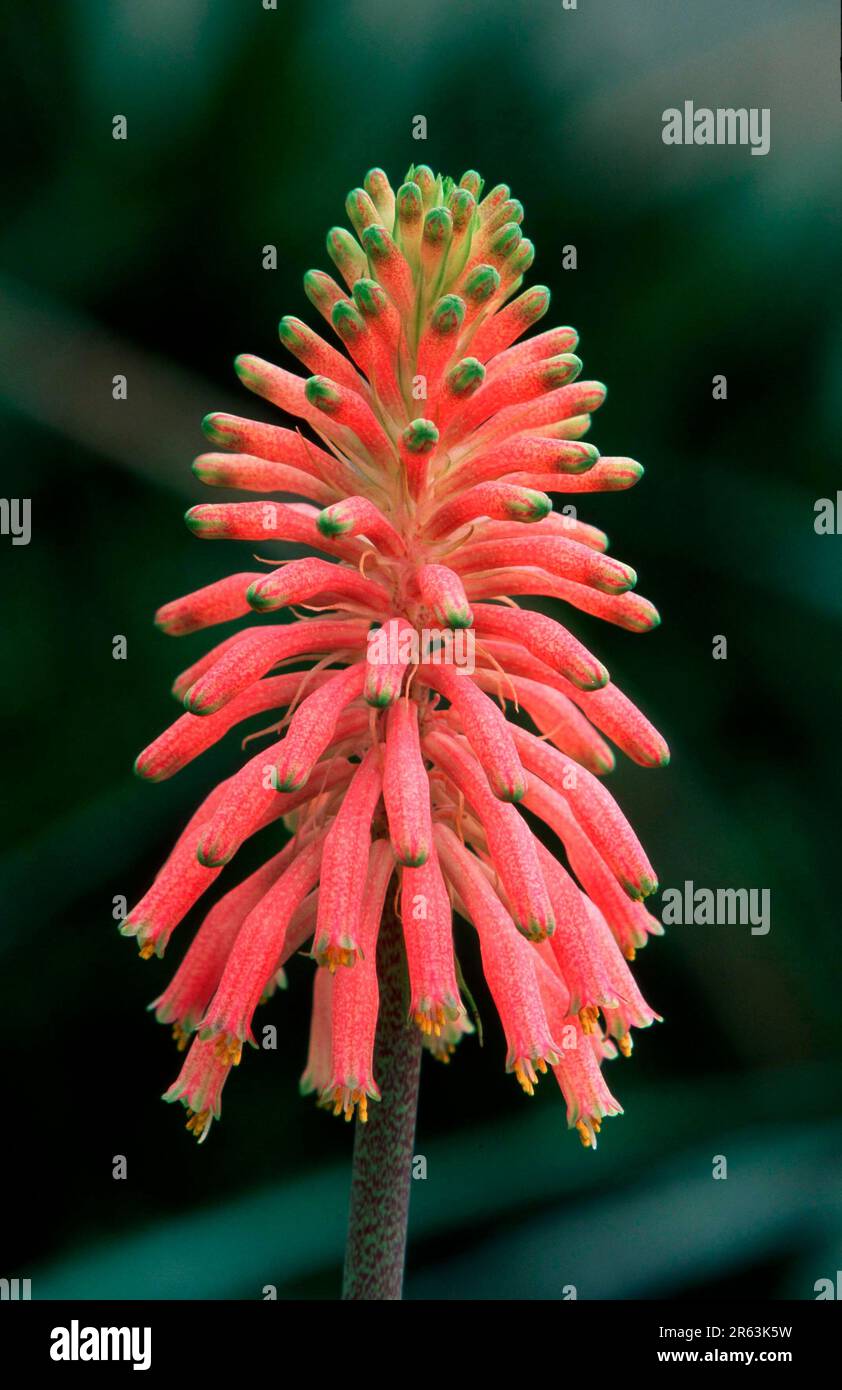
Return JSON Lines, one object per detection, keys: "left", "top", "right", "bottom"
{"left": 514, "top": 1061, "right": 535, "bottom": 1096}
{"left": 213, "top": 1035, "right": 242, "bottom": 1067}
{"left": 186, "top": 1109, "right": 210, "bottom": 1140}
{"left": 576, "top": 1120, "right": 593, "bottom": 1148}
{"left": 579, "top": 1005, "right": 599, "bottom": 1035}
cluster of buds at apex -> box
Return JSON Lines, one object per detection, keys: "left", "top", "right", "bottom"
{"left": 125, "top": 164, "right": 668, "bottom": 1146}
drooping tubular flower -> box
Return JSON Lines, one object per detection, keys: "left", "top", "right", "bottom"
{"left": 125, "top": 165, "right": 668, "bottom": 1147}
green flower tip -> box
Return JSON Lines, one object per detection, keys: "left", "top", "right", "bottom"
{"left": 201, "top": 413, "right": 234, "bottom": 447}
{"left": 545, "top": 353, "right": 582, "bottom": 388}
{"left": 361, "top": 224, "right": 393, "bottom": 259}
{"left": 499, "top": 781, "right": 527, "bottom": 805}
{"left": 509, "top": 490, "right": 552, "bottom": 521}
{"left": 444, "top": 607, "right": 473, "bottom": 630}
{"left": 331, "top": 300, "right": 362, "bottom": 337}
{"left": 491, "top": 223, "right": 521, "bottom": 257}
{"left": 448, "top": 357, "right": 485, "bottom": 395}
{"left": 579, "top": 665, "right": 610, "bottom": 693}
{"left": 198, "top": 844, "right": 231, "bottom": 869}
{"left": 278, "top": 316, "right": 304, "bottom": 350}
{"left": 275, "top": 770, "right": 306, "bottom": 794}
{"left": 450, "top": 188, "right": 476, "bottom": 229}
{"left": 399, "top": 847, "right": 430, "bottom": 868}
{"left": 133, "top": 754, "right": 158, "bottom": 782}
{"left": 365, "top": 685, "right": 397, "bottom": 708}
{"left": 353, "top": 278, "right": 386, "bottom": 317}
{"left": 432, "top": 294, "right": 465, "bottom": 334}
{"left": 184, "top": 506, "right": 220, "bottom": 536}
{"left": 464, "top": 264, "right": 501, "bottom": 303}
{"left": 183, "top": 689, "right": 219, "bottom": 716}
{"left": 423, "top": 206, "right": 452, "bottom": 243}
{"left": 233, "top": 354, "right": 264, "bottom": 389}
{"left": 521, "top": 285, "right": 551, "bottom": 320}
{"left": 364, "top": 167, "right": 388, "bottom": 194}
{"left": 246, "top": 581, "right": 279, "bottom": 612}
{"left": 403, "top": 419, "right": 439, "bottom": 453}
{"left": 396, "top": 181, "right": 423, "bottom": 221}
{"left": 305, "top": 375, "right": 340, "bottom": 411}
{"left": 459, "top": 169, "right": 484, "bottom": 199}
{"left": 317, "top": 506, "right": 349, "bottom": 537}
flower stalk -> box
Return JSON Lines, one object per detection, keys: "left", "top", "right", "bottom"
{"left": 342, "top": 903, "right": 422, "bottom": 1300}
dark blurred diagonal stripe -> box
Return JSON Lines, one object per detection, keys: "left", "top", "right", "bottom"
{"left": 0, "top": 275, "right": 240, "bottom": 492}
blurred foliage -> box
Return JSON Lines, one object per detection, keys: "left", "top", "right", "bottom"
{"left": 1, "top": 0, "right": 840, "bottom": 1299}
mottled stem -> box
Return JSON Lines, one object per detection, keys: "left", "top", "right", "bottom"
{"left": 341, "top": 902, "right": 422, "bottom": 1300}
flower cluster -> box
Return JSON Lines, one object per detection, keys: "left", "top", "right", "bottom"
{"left": 125, "top": 165, "right": 668, "bottom": 1145}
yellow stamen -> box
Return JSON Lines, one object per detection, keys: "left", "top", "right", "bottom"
{"left": 514, "top": 1060, "right": 536, "bottom": 1096}
{"left": 579, "top": 1004, "right": 599, "bottom": 1035}
{"left": 331, "top": 1086, "right": 370, "bottom": 1123}
{"left": 324, "top": 944, "right": 356, "bottom": 972}
{"left": 185, "top": 1108, "right": 210, "bottom": 1140}
{"left": 213, "top": 1035, "right": 242, "bottom": 1067}
{"left": 576, "top": 1120, "right": 593, "bottom": 1148}
{"left": 172, "top": 1023, "right": 189, "bottom": 1053}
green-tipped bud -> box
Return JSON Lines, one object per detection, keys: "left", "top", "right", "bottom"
{"left": 509, "top": 238, "right": 535, "bottom": 275}
{"left": 326, "top": 226, "right": 366, "bottom": 281}
{"left": 245, "top": 580, "right": 288, "bottom": 613}
{"left": 331, "top": 299, "right": 365, "bottom": 345}
{"left": 304, "top": 375, "right": 340, "bottom": 412}
{"left": 184, "top": 505, "right": 222, "bottom": 536}
{"left": 345, "top": 187, "right": 379, "bottom": 238}
{"left": 278, "top": 316, "right": 306, "bottom": 353}
{"left": 402, "top": 419, "right": 439, "bottom": 454}
{"left": 353, "top": 277, "right": 388, "bottom": 319}
{"left": 463, "top": 264, "right": 501, "bottom": 306}
{"left": 413, "top": 164, "right": 436, "bottom": 204}
{"left": 191, "top": 456, "right": 222, "bottom": 485}
{"left": 518, "top": 285, "right": 551, "bottom": 324}
{"left": 396, "top": 182, "right": 423, "bottom": 227}
{"left": 507, "top": 488, "right": 553, "bottom": 522}
{"left": 459, "top": 169, "right": 484, "bottom": 198}
{"left": 364, "top": 167, "right": 392, "bottom": 205}
{"left": 201, "top": 413, "right": 235, "bottom": 447}
{"left": 361, "top": 224, "right": 391, "bottom": 262}
{"left": 316, "top": 503, "right": 351, "bottom": 538}
{"left": 423, "top": 206, "right": 452, "bottom": 247}
{"left": 483, "top": 183, "right": 510, "bottom": 209}
{"left": 504, "top": 198, "right": 524, "bottom": 225}
{"left": 544, "top": 353, "right": 583, "bottom": 388}
{"left": 233, "top": 354, "right": 264, "bottom": 391}
{"left": 446, "top": 357, "right": 485, "bottom": 398}
{"left": 303, "top": 268, "right": 341, "bottom": 317}
{"left": 491, "top": 222, "right": 522, "bottom": 260}
{"left": 449, "top": 187, "right": 476, "bottom": 231}
{"left": 430, "top": 294, "right": 465, "bottom": 336}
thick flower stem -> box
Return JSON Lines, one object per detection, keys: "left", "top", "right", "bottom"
{"left": 341, "top": 903, "right": 422, "bottom": 1300}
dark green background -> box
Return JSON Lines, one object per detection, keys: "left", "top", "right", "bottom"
{"left": 1, "top": 0, "right": 840, "bottom": 1299}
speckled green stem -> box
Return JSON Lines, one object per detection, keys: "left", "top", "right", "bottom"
{"left": 341, "top": 903, "right": 422, "bottom": 1300}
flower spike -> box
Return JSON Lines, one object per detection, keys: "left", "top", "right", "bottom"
{"left": 126, "top": 164, "right": 667, "bottom": 1145}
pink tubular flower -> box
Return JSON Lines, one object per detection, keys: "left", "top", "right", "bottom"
{"left": 126, "top": 165, "right": 668, "bottom": 1146}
